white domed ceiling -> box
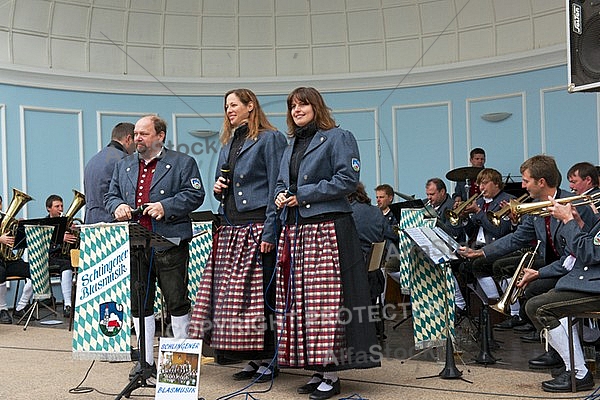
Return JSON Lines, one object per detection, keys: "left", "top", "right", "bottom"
{"left": 0, "top": 0, "right": 568, "bottom": 94}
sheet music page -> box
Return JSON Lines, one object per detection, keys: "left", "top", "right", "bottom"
{"left": 432, "top": 226, "right": 461, "bottom": 252}
{"left": 403, "top": 227, "right": 448, "bottom": 264}
{"left": 421, "top": 226, "right": 458, "bottom": 261}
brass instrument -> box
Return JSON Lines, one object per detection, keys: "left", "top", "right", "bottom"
{"left": 445, "top": 191, "right": 484, "bottom": 226}
{"left": 491, "top": 240, "right": 541, "bottom": 315}
{"left": 61, "top": 189, "right": 86, "bottom": 256}
{"left": 487, "top": 193, "right": 530, "bottom": 226}
{"left": 0, "top": 188, "right": 33, "bottom": 261}
{"left": 510, "top": 192, "right": 600, "bottom": 217}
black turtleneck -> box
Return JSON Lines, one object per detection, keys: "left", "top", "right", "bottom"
{"left": 289, "top": 122, "right": 317, "bottom": 188}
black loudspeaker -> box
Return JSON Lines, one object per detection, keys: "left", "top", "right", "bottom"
{"left": 567, "top": 0, "right": 600, "bottom": 92}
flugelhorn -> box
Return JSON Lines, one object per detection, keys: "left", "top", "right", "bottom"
{"left": 491, "top": 240, "right": 541, "bottom": 316}
{"left": 510, "top": 192, "right": 600, "bottom": 217}
{"left": 445, "top": 191, "right": 484, "bottom": 226}
{"left": 487, "top": 193, "right": 530, "bottom": 226}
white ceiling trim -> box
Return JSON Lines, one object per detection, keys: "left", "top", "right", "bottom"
{"left": 0, "top": 45, "right": 565, "bottom": 95}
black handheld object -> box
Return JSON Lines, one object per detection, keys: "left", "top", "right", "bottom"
{"left": 220, "top": 163, "right": 231, "bottom": 206}
{"left": 130, "top": 204, "right": 148, "bottom": 219}
{"left": 286, "top": 184, "right": 297, "bottom": 198}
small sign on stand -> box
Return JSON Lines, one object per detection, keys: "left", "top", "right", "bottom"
{"left": 156, "top": 337, "right": 203, "bottom": 399}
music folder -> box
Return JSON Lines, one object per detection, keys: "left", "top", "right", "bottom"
{"left": 403, "top": 225, "right": 460, "bottom": 265}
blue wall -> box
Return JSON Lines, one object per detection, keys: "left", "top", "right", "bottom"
{"left": 1, "top": 64, "right": 598, "bottom": 218}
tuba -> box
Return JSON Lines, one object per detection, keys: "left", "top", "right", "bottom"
{"left": 0, "top": 188, "right": 33, "bottom": 261}
{"left": 445, "top": 191, "right": 484, "bottom": 226}
{"left": 491, "top": 240, "right": 541, "bottom": 315}
{"left": 61, "top": 189, "right": 86, "bottom": 256}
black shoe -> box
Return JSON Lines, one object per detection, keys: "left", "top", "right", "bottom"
{"left": 514, "top": 322, "right": 535, "bottom": 333}
{"left": 232, "top": 361, "right": 260, "bottom": 381}
{"left": 253, "top": 363, "right": 279, "bottom": 383}
{"left": 529, "top": 350, "right": 564, "bottom": 369}
{"left": 309, "top": 378, "right": 341, "bottom": 400}
{"left": 542, "top": 370, "right": 594, "bottom": 393}
{"left": 551, "top": 365, "right": 566, "bottom": 378}
{"left": 297, "top": 373, "right": 323, "bottom": 394}
{"left": 520, "top": 331, "right": 541, "bottom": 343}
{"left": 0, "top": 309, "right": 12, "bottom": 324}
{"left": 128, "top": 361, "right": 157, "bottom": 381}
{"left": 494, "top": 315, "right": 525, "bottom": 330}
{"left": 63, "top": 306, "right": 71, "bottom": 318}
{"left": 12, "top": 307, "right": 27, "bottom": 319}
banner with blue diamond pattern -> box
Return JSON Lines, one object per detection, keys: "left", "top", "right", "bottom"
{"left": 397, "top": 209, "right": 436, "bottom": 294}
{"left": 410, "top": 249, "right": 455, "bottom": 350}
{"left": 72, "top": 223, "right": 131, "bottom": 361}
{"left": 24, "top": 225, "right": 53, "bottom": 301}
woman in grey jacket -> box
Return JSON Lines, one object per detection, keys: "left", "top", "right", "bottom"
{"left": 190, "top": 89, "right": 287, "bottom": 382}
{"left": 274, "top": 87, "right": 380, "bottom": 400}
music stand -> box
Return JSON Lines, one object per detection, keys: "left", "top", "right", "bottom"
{"left": 115, "top": 222, "right": 177, "bottom": 400}
{"left": 388, "top": 199, "right": 425, "bottom": 223}
{"left": 403, "top": 226, "right": 470, "bottom": 383}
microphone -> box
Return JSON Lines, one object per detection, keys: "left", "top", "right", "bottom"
{"left": 130, "top": 204, "right": 148, "bottom": 219}
{"left": 220, "top": 163, "right": 231, "bottom": 206}
{"left": 286, "top": 184, "right": 297, "bottom": 198}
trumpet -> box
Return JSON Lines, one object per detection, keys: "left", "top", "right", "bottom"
{"left": 510, "top": 192, "right": 600, "bottom": 217}
{"left": 445, "top": 191, "right": 484, "bottom": 226}
{"left": 487, "top": 193, "right": 530, "bottom": 226}
{"left": 491, "top": 240, "right": 541, "bottom": 315}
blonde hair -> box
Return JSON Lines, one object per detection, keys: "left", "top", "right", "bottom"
{"left": 220, "top": 88, "right": 276, "bottom": 145}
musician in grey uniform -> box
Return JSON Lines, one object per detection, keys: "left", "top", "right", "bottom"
{"left": 520, "top": 197, "right": 599, "bottom": 392}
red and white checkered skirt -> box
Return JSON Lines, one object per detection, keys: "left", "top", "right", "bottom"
{"left": 189, "top": 223, "right": 267, "bottom": 351}
{"left": 276, "top": 221, "right": 347, "bottom": 368}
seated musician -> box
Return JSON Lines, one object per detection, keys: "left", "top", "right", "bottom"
{"left": 459, "top": 155, "right": 597, "bottom": 369}
{"left": 46, "top": 195, "right": 77, "bottom": 318}
{"left": 520, "top": 197, "right": 598, "bottom": 393}
{"left": 349, "top": 182, "right": 397, "bottom": 340}
{"left": 14, "top": 195, "right": 77, "bottom": 319}
{"left": 0, "top": 195, "right": 31, "bottom": 324}
{"left": 425, "top": 177, "right": 467, "bottom": 315}
{"left": 460, "top": 168, "right": 519, "bottom": 316}
{"left": 452, "top": 147, "right": 486, "bottom": 206}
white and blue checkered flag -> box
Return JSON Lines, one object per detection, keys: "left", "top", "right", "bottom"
{"left": 72, "top": 222, "right": 131, "bottom": 361}
{"left": 24, "top": 225, "right": 53, "bottom": 301}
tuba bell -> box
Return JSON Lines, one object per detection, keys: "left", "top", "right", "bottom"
{"left": 0, "top": 188, "right": 33, "bottom": 261}
{"left": 490, "top": 240, "right": 541, "bottom": 315}
{"left": 61, "top": 189, "right": 86, "bottom": 256}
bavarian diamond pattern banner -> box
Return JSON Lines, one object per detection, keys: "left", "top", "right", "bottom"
{"left": 410, "top": 249, "right": 455, "bottom": 350}
{"left": 187, "top": 222, "right": 212, "bottom": 306}
{"left": 24, "top": 225, "right": 53, "bottom": 301}
{"left": 72, "top": 222, "right": 131, "bottom": 361}
{"left": 397, "top": 209, "right": 436, "bottom": 294}
{"left": 153, "top": 221, "right": 213, "bottom": 315}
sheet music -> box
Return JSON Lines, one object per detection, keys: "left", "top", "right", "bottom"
{"left": 403, "top": 226, "right": 458, "bottom": 264}
{"left": 433, "top": 226, "right": 461, "bottom": 252}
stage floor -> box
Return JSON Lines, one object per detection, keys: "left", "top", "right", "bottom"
{"left": 1, "top": 302, "right": 599, "bottom": 400}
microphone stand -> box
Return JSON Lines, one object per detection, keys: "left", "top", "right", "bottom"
{"left": 115, "top": 223, "right": 175, "bottom": 400}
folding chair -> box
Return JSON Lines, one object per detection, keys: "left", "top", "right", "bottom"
{"left": 366, "top": 241, "right": 387, "bottom": 340}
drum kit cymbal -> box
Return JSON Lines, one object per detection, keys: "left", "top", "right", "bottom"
{"left": 445, "top": 166, "right": 483, "bottom": 182}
